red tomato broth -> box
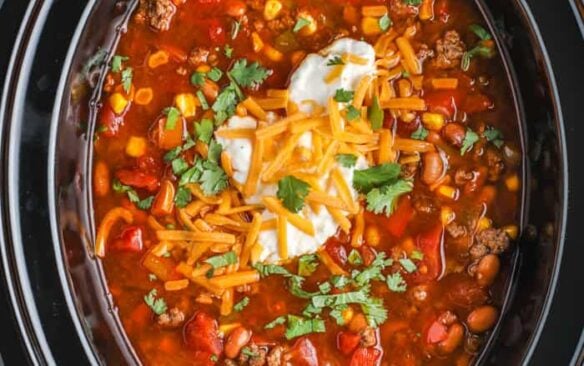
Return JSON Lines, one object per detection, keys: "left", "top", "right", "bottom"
{"left": 92, "top": 0, "right": 522, "bottom": 364}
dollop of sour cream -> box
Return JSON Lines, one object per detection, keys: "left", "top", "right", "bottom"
{"left": 215, "top": 38, "right": 376, "bottom": 263}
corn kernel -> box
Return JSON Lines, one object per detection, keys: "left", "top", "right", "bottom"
{"left": 505, "top": 174, "right": 520, "bottom": 192}
{"left": 263, "top": 44, "right": 284, "bottom": 62}
{"left": 134, "top": 87, "right": 153, "bottom": 106}
{"left": 341, "top": 306, "right": 355, "bottom": 325}
{"left": 196, "top": 64, "right": 211, "bottom": 73}
{"left": 109, "top": 92, "right": 129, "bottom": 114}
{"left": 297, "top": 13, "right": 317, "bottom": 36}
{"left": 361, "top": 16, "right": 382, "bottom": 36}
{"left": 503, "top": 225, "right": 519, "bottom": 240}
{"left": 125, "top": 136, "right": 147, "bottom": 157}
{"left": 477, "top": 217, "right": 492, "bottom": 232}
{"left": 422, "top": 112, "right": 445, "bottom": 131}
{"left": 263, "top": 0, "right": 282, "bottom": 21}
{"left": 437, "top": 185, "right": 458, "bottom": 200}
{"left": 148, "top": 50, "right": 169, "bottom": 69}
{"left": 174, "top": 93, "right": 197, "bottom": 118}
{"left": 364, "top": 225, "right": 381, "bottom": 246}
{"left": 440, "top": 206, "right": 455, "bottom": 225}
{"left": 251, "top": 32, "right": 264, "bottom": 53}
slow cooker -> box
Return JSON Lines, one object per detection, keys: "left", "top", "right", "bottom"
{"left": 0, "top": 0, "right": 582, "bottom": 364}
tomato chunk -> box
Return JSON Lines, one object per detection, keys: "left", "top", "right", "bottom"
{"left": 116, "top": 169, "right": 160, "bottom": 191}
{"left": 111, "top": 226, "right": 143, "bottom": 252}
{"left": 184, "top": 312, "right": 223, "bottom": 357}
{"left": 350, "top": 347, "right": 382, "bottom": 366}
{"left": 287, "top": 337, "right": 319, "bottom": 366}
{"left": 338, "top": 331, "right": 361, "bottom": 355}
{"left": 424, "top": 90, "right": 462, "bottom": 119}
{"left": 385, "top": 197, "right": 414, "bottom": 238}
{"left": 99, "top": 104, "right": 124, "bottom": 137}
{"left": 414, "top": 224, "right": 443, "bottom": 281}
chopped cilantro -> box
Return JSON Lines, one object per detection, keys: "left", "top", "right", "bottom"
{"left": 224, "top": 44, "right": 234, "bottom": 58}
{"left": 330, "top": 275, "right": 350, "bottom": 289}
{"left": 196, "top": 90, "right": 210, "bottom": 110}
{"left": 207, "top": 67, "right": 223, "bottom": 82}
{"left": 326, "top": 55, "right": 345, "bottom": 66}
{"left": 368, "top": 96, "right": 384, "bottom": 130}
{"left": 329, "top": 304, "right": 349, "bottom": 325}
{"left": 469, "top": 24, "right": 492, "bottom": 40}
{"left": 348, "top": 249, "right": 363, "bottom": 266}
{"left": 229, "top": 59, "right": 270, "bottom": 88}
{"left": 334, "top": 88, "right": 354, "bottom": 103}
{"left": 136, "top": 196, "right": 155, "bottom": 210}
{"left": 366, "top": 180, "right": 413, "bottom": 216}
{"left": 191, "top": 72, "right": 206, "bottom": 86}
{"left": 298, "top": 254, "right": 319, "bottom": 276}
{"left": 277, "top": 176, "right": 310, "bottom": 213}
{"left": 148, "top": 273, "right": 157, "bottom": 282}
{"left": 386, "top": 272, "right": 407, "bottom": 292}
{"left": 163, "top": 106, "right": 181, "bottom": 130}
{"left": 241, "top": 347, "right": 257, "bottom": 358}
{"left": 234, "top": 296, "right": 250, "bottom": 312}
{"left": 360, "top": 297, "right": 388, "bottom": 327}
{"left": 399, "top": 258, "right": 417, "bottom": 273}
{"left": 411, "top": 250, "right": 424, "bottom": 260}
{"left": 121, "top": 67, "right": 133, "bottom": 93}
{"left": 144, "top": 289, "right": 167, "bottom": 315}
{"left": 212, "top": 83, "right": 238, "bottom": 124}
{"left": 461, "top": 45, "right": 495, "bottom": 71}
{"left": 112, "top": 179, "right": 153, "bottom": 210}
{"left": 174, "top": 186, "right": 192, "bottom": 208}
{"left": 293, "top": 17, "right": 311, "bottom": 33}
{"left": 111, "top": 55, "right": 128, "bottom": 73}
{"left": 352, "top": 253, "right": 393, "bottom": 287}
{"left": 345, "top": 105, "right": 361, "bottom": 121}
{"left": 284, "top": 315, "right": 325, "bottom": 340}
{"left": 318, "top": 282, "right": 332, "bottom": 294}
{"left": 195, "top": 119, "right": 214, "bottom": 144}
{"left": 336, "top": 154, "right": 358, "bottom": 168}
{"left": 207, "top": 140, "right": 223, "bottom": 164}
{"left": 411, "top": 125, "right": 429, "bottom": 140}
{"left": 199, "top": 161, "right": 228, "bottom": 195}
{"left": 264, "top": 315, "right": 287, "bottom": 329}
{"left": 379, "top": 14, "right": 392, "bottom": 32}
{"left": 353, "top": 163, "right": 402, "bottom": 193}
{"left": 404, "top": 0, "right": 422, "bottom": 5}
{"left": 461, "top": 129, "right": 479, "bottom": 155}
{"left": 483, "top": 127, "right": 504, "bottom": 148}
{"left": 204, "top": 251, "right": 238, "bottom": 268}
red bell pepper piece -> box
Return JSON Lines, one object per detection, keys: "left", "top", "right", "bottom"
{"left": 350, "top": 347, "right": 382, "bottom": 366}
{"left": 424, "top": 90, "right": 463, "bottom": 119}
{"left": 337, "top": 331, "right": 361, "bottom": 355}
{"left": 385, "top": 197, "right": 414, "bottom": 238}
{"left": 415, "top": 224, "right": 444, "bottom": 281}
{"left": 184, "top": 312, "right": 223, "bottom": 357}
{"left": 116, "top": 169, "right": 160, "bottom": 192}
{"left": 112, "top": 226, "right": 143, "bottom": 252}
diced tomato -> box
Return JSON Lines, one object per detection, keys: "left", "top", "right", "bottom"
{"left": 116, "top": 169, "right": 160, "bottom": 191}
{"left": 325, "top": 241, "right": 348, "bottom": 266}
{"left": 207, "top": 19, "right": 226, "bottom": 45}
{"left": 350, "top": 347, "right": 382, "bottom": 366}
{"left": 338, "top": 331, "right": 361, "bottom": 355}
{"left": 286, "top": 338, "right": 319, "bottom": 366}
{"left": 424, "top": 90, "right": 462, "bottom": 119}
{"left": 359, "top": 246, "right": 377, "bottom": 267}
{"left": 425, "top": 320, "right": 448, "bottom": 344}
{"left": 111, "top": 226, "right": 143, "bottom": 252}
{"left": 462, "top": 93, "right": 493, "bottom": 114}
{"left": 385, "top": 197, "right": 414, "bottom": 238}
{"left": 414, "top": 224, "right": 443, "bottom": 281}
{"left": 99, "top": 104, "right": 124, "bottom": 137}
{"left": 184, "top": 312, "right": 223, "bottom": 357}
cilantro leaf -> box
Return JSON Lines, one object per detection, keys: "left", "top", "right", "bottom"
{"left": 197, "top": 90, "right": 210, "bottom": 110}
{"left": 353, "top": 253, "right": 393, "bottom": 287}
{"left": 284, "top": 315, "right": 325, "bottom": 340}
{"left": 207, "top": 67, "right": 223, "bottom": 82}
{"left": 195, "top": 119, "right": 214, "bottom": 144}
{"left": 277, "top": 176, "right": 310, "bottom": 213}
{"left": 360, "top": 297, "right": 388, "bottom": 327}
{"left": 111, "top": 55, "right": 128, "bottom": 73}
{"left": 121, "top": 67, "right": 133, "bottom": 93}
{"left": 399, "top": 258, "right": 417, "bottom": 273}
{"left": 204, "top": 251, "right": 238, "bottom": 268}
{"left": 326, "top": 56, "right": 345, "bottom": 66}
{"left": 386, "top": 272, "right": 407, "bottom": 292}
{"left": 411, "top": 125, "right": 429, "bottom": 140}
{"left": 298, "top": 254, "right": 319, "bottom": 276}
{"left": 353, "top": 163, "right": 402, "bottom": 193}
{"left": 318, "top": 282, "right": 332, "bottom": 294}
{"left": 469, "top": 24, "right": 492, "bottom": 40}
{"left": 191, "top": 72, "right": 206, "bottom": 86}
{"left": 334, "top": 88, "right": 354, "bottom": 103}
{"left": 265, "top": 316, "right": 286, "bottom": 329}
{"left": 144, "top": 289, "right": 167, "bottom": 315}
{"left": 345, "top": 105, "right": 360, "bottom": 121}
{"left": 348, "top": 249, "right": 363, "bottom": 266}
{"left": 199, "top": 161, "right": 228, "bottom": 195}
{"left": 254, "top": 263, "right": 293, "bottom": 278}
{"left": 174, "top": 186, "right": 192, "bottom": 208}
{"left": 293, "top": 17, "right": 311, "bottom": 33}
{"left": 224, "top": 44, "right": 234, "bottom": 58}
{"left": 461, "top": 129, "right": 479, "bottom": 155}
{"left": 483, "top": 127, "right": 504, "bottom": 148}
{"left": 212, "top": 83, "right": 238, "bottom": 123}
{"left": 411, "top": 250, "right": 424, "bottom": 260}
{"left": 336, "top": 154, "right": 358, "bottom": 168}
{"left": 403, "top": 0, "right": 422, "bottom": 5}
{"left": 379, "top": 14, "right": 392, "bottom": 32}
{"left": 136, "top": 196, "right": 155, "bottom": 210}
{"left": 207, "top": 140, "right": 223, "bottom": 164}
{"left": 368, "top": 96, "right": 384, "bottom": 130}
{"left": 365, "top": 180, "right": 413, "bottom": 216}
{"left": 234, "top": 296, "right": 250, "bottom": 312}
{"left": 330, "top": 304, "right": 349, "bottom": 325}
{"left": 229, "top": 59, "right": 270, "bottom": 88}
{"left": 163, "top": 107, "right": 181, "bottom": 130}
{"left": 330, "top": 275, "right": 351, "bottom": 289}
{"left": 112, "top": 179, "right": 153, "bottom": 210}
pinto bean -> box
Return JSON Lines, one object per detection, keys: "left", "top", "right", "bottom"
{"left": 421, "top": 152, "right": 444, "bottom": 185}
{"left": 438, "top": 323, "right": 464, "bottom": 354}
{"left": 225, "top": 326, "right": 252, "bottom": 359}
{"left": 466, "top": 305, "right": 498, "bottom": 333}
{"left": 443, "top": 122, "right": 466, "bottom": 147}
{"left": 475, "top": 254, "right": 500, "bottom": 287}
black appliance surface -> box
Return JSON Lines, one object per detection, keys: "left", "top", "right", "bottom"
{"left": 0, "top": 0, "right": 582, "bottom": 365}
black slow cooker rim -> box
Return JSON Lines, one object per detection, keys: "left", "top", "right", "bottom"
{"left": 0, "top": 0, "right": 582, "bottom": 365}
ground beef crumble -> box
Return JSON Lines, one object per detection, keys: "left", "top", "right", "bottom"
{"left": 138, "top": 0, "right": 176, "bottom": 31}
{"left": 433, "top": 30, "right": 465, "bottom": 69}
